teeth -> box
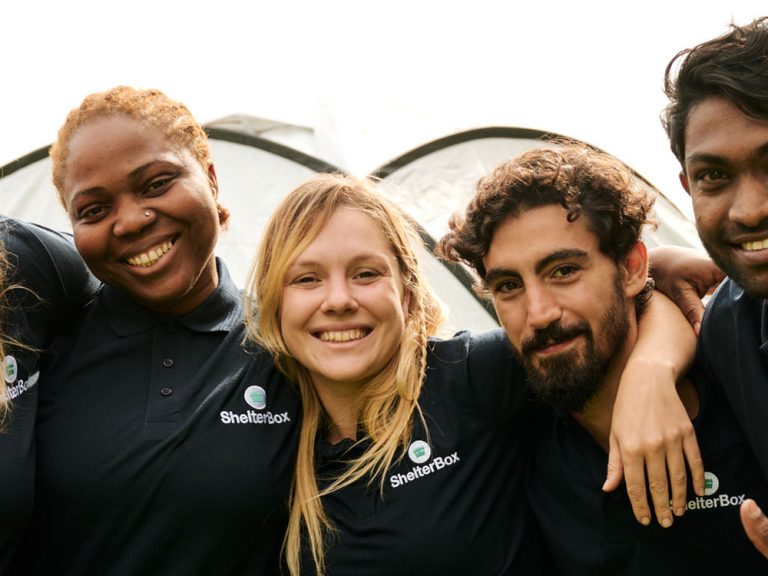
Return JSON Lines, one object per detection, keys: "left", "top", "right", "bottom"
{"left": 126, "top": 241, "right": 173, "bottom": 267}
{"left": 318, "top": 329, "right": 367, "bottom": 343}
{"left": 742, "top": 238, "right": 768, "bottom": 252}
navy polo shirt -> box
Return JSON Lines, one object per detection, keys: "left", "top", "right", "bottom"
{"left": 0, "top": 217, "right": 95, "bottom": 574}
{"left": 526, "top": 363, "right": 768, "bottom": 575}
{"left": 14, "top": 261, "right": 301, "bottom": 576}
{"left": 699, "top": 278, "right": 768, "bottom": 481}
{"left": 301, "top": 329, "right": 550, "bottom": 576}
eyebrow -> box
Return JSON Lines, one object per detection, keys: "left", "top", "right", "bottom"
{"left": 71, "top": 160, "right": 175, "bottom": 201}
{"left": 686, "top": 142, "right": 768, "bottom": 166}
{"left": 484, "top": 248, "right": 588, "bottom": 284}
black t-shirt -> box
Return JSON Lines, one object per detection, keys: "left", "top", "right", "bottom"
{"left": 0, "top": 217, "right": 95, "bottom": 574}
{"left": 699, "top": 278, "right": 768, "bottom": 481}
{"left": 302, "top": 329, "right": 548, "bottom": 576}
{"left": 14, "top": 262, "right": 301, "bottom": 576}
{"left": 526, "top": 363, "right": 768, "bottom": 575}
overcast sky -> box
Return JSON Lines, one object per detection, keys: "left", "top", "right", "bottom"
{"left": 2, "top": 1, "right": 765, "bottom": 218}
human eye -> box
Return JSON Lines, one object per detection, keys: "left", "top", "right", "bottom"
{"left": 143, "top": 174, "right": 176, "bottom": 196}
{"left": 552, "top": 264, "right": 580, "bottom": 279}
{"left": 691, "top": 167, "right": 731, "bottom": 191}
{"left": 490, "top": 278, "right": 522, "bottom": 295}
{"left": 288, "top": 273, "right": 320, "bottom": 287}
{"left": 75, "top": 204, "right": 108, "bottom": 222}
{"left": 354, "top": 268, "right": 383, "bottom": 283}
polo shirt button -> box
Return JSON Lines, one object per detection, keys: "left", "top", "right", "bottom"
{"left": 160, "top": 387, "right": 173, "bottom": 396}
{"left": 162, "top": 358, "right": 174, "bottom": 368}
{"left": 165, "top": 322, "right": 176, "bottom": 334}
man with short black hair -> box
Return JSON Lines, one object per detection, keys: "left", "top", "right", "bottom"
{"left": 661, "top": 16, "right": 768, "bottom": 554}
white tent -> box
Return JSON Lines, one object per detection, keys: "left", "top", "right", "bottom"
{"left": 0, "top": 118, "right": 702, "bottom": 334}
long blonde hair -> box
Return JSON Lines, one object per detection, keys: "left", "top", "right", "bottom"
{"left": 244, "top": 173, "right": 444, "bottom": 576}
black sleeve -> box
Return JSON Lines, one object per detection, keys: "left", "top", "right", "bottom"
{"left": 1, "top": 217, "right": 98, "bottom": 347}
{"left": 465, "top": 328, "right": 530, "bottom": 424}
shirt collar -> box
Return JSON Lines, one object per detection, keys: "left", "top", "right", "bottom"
{"left": 104, "top": 258, "right": 243, "bottom": 336}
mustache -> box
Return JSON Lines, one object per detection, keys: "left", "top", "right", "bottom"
{"left": 521, "top": 321, "right": 589, "bottom": 355}
{"left": 722, "top": 219, "right": 768, "bottom": 241}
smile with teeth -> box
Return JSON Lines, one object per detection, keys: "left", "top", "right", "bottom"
{"left": 125, "top": 241, "right": 174, "bottom": 267}
{"left": 742, "top": 238, "right": 768, "bottom": 252}
{"left": 316, "top": 328, "right": 371, "bottom": 343}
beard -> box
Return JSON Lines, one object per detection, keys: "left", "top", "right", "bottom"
{"left": 517, "top": 278, "right": 630, "bottom": 414}
{"left": 699, "top": 234, "right": 768, "bottom": 299}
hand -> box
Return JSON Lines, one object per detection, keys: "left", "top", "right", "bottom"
{"left": 603, "top": 292, "right": 704, "bottom": 527}
{"left": 648, "top": 246, "right": 725, "bottom": 334}
{"left": 741, "top": 499, "right": 768, "bottom": 559}
{"left": 605, "top": 361, "right": 703, "bottom": 527}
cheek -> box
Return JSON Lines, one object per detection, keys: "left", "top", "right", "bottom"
{"left": 279, "top": 291, "right": 312, "bottom": 351}
{"left": 72, "top": 229, "right": 101, "bottom": 266}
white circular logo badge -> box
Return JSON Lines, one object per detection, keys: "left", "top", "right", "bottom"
{"left": 408, "top": 440, "right": 432, "bottom": 464}
{"left": 244, "top": 385, "right": 267, "bottom": 409}
{"left": 704, "top": 471, "right": 720, "bottom": 496}
{"left": 2, "top": 355, "right": 17, "bottom": 384}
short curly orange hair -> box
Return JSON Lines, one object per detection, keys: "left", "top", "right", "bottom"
{"left": 50, "top": 86, "right": 212, "bottom": 205}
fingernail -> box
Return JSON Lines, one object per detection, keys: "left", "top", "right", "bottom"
{"left": 640, "top": 516, "right": 650, "bottom": 526}
{"left": 661, "top": 517, "right": 672, "bottom": 528}
{"left": 675, "top": 506, "right": 685, "bottom": 517}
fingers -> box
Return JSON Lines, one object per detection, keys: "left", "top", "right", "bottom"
{"left": 741, "top": 499, "right": 768, "bottom": 559}
{"left": 622, "top": 450, "right": 652, "bottom": 527}
{"left": 665, "top": 442, "right": 688, "bottom": 518}
{"left": 645, "top": 450, "right": 673, "bottom": 528}
{"left": 683, "top": 431, "right": 705, "bottom": 497}
{"left": 675, "top": 285, "right": 706, "bottom": 335}
{"left": 603, "top": 435, "right": 624, "bottom": 492}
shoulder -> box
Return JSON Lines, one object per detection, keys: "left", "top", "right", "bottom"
{"left": 0, "top": 217, "right": 97, "bottom": 341}
{"left": 1, "top": 216, "right": 95, "bottom": 294}
{"left": 428, "top": 328, "right": 513, "bottom": 360}
{"left": 702, "top": 278, "right": 763, "bottom": 340}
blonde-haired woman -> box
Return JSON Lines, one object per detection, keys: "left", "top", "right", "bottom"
{"left": 248, "top": 173, "right": 564, "bottom": 575}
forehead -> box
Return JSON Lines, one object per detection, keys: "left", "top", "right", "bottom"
{"left": 684, "top": 97, "right": 768, "bottom": 165}
{"left": 298, "top": 207, "right": 396, "bottom": 262}
{"left": 483, "top": 204, "right": 601, "bottom": 271}
{"left": 63, "top": 116, "right": 195, "bottom": 194}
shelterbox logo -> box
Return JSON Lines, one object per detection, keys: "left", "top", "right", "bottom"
{"left": 219, "top": 385, "right": 291, "bottom": 425}
{"left": 390, "top": 440, "right": 460, "bottom": 489}
{"left": 686, "top": 471, "right": 745, "bottom": 511}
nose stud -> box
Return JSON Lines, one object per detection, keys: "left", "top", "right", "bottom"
{"left": 144, "top": 210, "right": 151, "bottom": 218}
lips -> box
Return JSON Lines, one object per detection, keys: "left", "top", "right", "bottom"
{"left": 314, "top": 328, "right": 372, "bottom": 342}
{"left": 124, "top": 240, "right": 174, "bottom": 267}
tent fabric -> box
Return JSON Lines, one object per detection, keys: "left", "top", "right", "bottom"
{"left": 0, "top": 120, "right": 702, "bottom": 334}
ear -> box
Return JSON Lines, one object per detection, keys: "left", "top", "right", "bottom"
{"left": 620, "top": 241, "right": 649, "bottom": 299}
{"left": 401, "top": 285, "right": 412, "bottom": 318}
{"left": 679, "top": 170, "right": 691, "bottom": 195}
{"left": 207, "top": 163, "right": 230, "bottom": 228}
{"left": 208, "top": 163, "right": 219, "bottom": 196}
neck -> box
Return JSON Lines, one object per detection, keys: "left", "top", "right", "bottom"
{"left": 312, "top": 378, "right": 361, "bottom": 445}
{"left": 572, "top": 318, "right": 638, "bottom": 451}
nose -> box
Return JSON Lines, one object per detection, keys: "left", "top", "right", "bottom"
{"left": 525, "top": 284, "right": 562, "bottom": 331}
{"left": 113, "top": 201, "right": 155, "bottom": 237}
{"left": 320, "top": 276, "right": 359, "bottom": 314}
{"left": 728, "top": 174, "right": 768, "bottom": 229}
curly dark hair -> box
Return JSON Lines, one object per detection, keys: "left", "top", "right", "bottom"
{"left": 437, "top": 142, "right": 655, "bottom": 280}
{"left": 662, "top": 17, "right": 768, "bottom": 167}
